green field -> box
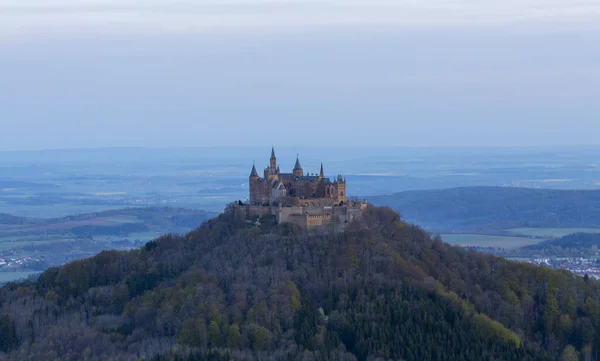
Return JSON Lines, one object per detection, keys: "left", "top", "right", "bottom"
{"left": 103, "top": 215, "right": 142, "bottom": 223}
{"left": 0, "top": 239, "right": 73, "bottom": 251}
{"left": 440, "top": 234, "right": 545, "bottom": 249}
{"left": 505, "top": 228, "right": 600, "bottom": 238}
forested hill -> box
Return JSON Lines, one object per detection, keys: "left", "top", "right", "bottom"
{"left": 522, "top": 232, "right": 600, "bottom": 253}
{"left": 0, "top": 206, "right": 599, "bottom": 360}
{"left": 369, "top": 186, "right": 600, "bottom": 231}
{"left": 0, "top": 213, "right": 29, "bottom": 225}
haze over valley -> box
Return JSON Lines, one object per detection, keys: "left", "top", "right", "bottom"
{"left": 3, "top": 146, "right": 600, "bottom": 283}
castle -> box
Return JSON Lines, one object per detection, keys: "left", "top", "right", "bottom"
{"left": 249, "top": 147, "right": 348, "bottom": 206}
{"left": 233, "top": 147, "right": 367, "bottom": 231}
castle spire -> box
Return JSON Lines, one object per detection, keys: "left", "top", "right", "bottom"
{"left": 293, "top": 154, "right": 303, "bottom": 178}
{"left": 320, "top": 162, "right": 324, "bottom": 178}
{"left": 250, "top": 162, "right": 259, "bottom": 178}
{"left": 270, "top": 147, "right": 277, "bottom": 169}
{"left": 294, "top": 154, "right": 302, "bottom": 170}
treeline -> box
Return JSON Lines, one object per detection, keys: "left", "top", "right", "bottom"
{"left": 369, "top": 186, "right": 600, "bottom": 232}
{"left": 0, "top": 206, "right": 598, "bottom": 360}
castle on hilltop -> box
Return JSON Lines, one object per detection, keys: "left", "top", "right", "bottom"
{"left": 249, "top": 147, "right": 347, "bottom": 206}
{"left": 232, "top": 147, "right": 366, "bottom": 231}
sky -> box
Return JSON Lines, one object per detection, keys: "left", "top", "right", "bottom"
{"left": 0, "top": 0, "right": 599, "bottom": 151}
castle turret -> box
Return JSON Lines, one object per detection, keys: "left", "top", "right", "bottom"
{"left": 250, "top": 163, "right": 259, "bottom": 178}
{"left": 293, "top": 154, "right": 303, "bottom": 178}
{"left": 249, "top": 162, "right": 261, "bottom": 204}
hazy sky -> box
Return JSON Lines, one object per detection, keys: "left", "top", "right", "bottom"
{"left": 1, "top": 0, "right": 599, "bottom": 150}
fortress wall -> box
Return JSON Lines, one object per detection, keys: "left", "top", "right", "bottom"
{"left": 298, "top": 198, "right": 337, "bottom": 208}
{"left": 284, "top": 214, "right": 309, "bottom": 230}
{"left": 234, "top": 199, "right": 367, "bottom": 231}
{"left": 278, "top": 206, "right": 304, "bottom": 223}
{"left": 306, "top": 214, "right": 332, "bottom": 229}
{"left": 244, "top": 205, "right": 271, "bottom": 218}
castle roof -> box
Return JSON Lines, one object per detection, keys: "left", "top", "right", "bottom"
{"left": 250, "top": 163, "right": 259, "bottom": 177}
{"left": 294, "top": 155, "right": 302, "bottom": 170}
{"left": 296, "top": 176, "right": 320, "bottom": 182}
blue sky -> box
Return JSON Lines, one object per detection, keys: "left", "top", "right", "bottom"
{"left": 1, "top": 0, "right": 599, "bottom": 150}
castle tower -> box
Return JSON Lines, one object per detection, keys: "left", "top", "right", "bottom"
{"left": 270, "top": 146, "right": 277, "bottom": 169}
{"left": 333, "top": 174, "right": 347, "bottom": 204}
{"left": 319, "top": 162, "right": 324, "bottom": 179}
{"left": 249, "top": 162, "right": 260, "bottom": 204}
{"left": 293, "top": 154, "right": 303, "bottom": 178}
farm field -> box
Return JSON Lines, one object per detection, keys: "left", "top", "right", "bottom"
{"left": 505, "top": 228, "right": 600, "bottom": 238}
{"left": 0, "top": 207, "right": 216, "bottom": 283}
{"left": 440, "top": 234, "right": 545, "bottom": 249}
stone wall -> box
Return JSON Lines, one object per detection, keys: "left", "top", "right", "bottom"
{"left": 306, "top": 214, "right": 332, "bottom": 229}
{"left": 277, "top": 206, "right": 304, "bottom": 223}
{"left": 233, "top": 200, "right": 368, "bottom": 231}
{"left": 240, "top": 205, "right": 272, "bottom": 218}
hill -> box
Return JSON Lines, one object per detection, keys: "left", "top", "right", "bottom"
{"left": 0, "top": 206, "right": 598, "bottom": 360}
{"left": 520, "top": 232, "right": 600, "bottom": 255}
{"left": 0, "top": 213, "right": 29, "bottom": 225}
{"left": 368, "top": 186, "right": 600, "bottom": 232}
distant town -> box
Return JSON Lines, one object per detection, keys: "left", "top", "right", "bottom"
{"left": 525, "top": 257, "right": 600, "bottom": 280}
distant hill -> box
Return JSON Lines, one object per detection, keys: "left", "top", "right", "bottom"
{"left": 0, "top": 206, "right": 599, "bottom": 360}
{"left": 0, "top": 213, "right": 29, "bottom": 225}
{"left": 522, "top": 232, "right": 600, "bottom": 253}
{"left": 50, "top": 207, "right": 217, "bottom": 231}
{"left": 368, "top": 186, "right": 600, "bottom": 232}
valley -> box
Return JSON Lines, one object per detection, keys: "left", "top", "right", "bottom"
{"left": 0, "top": 207, "right": 215, "bottom": 283}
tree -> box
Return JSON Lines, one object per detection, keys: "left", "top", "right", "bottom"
{"left": 0, "top": 315, "right": 16, "bottom": 352}
{"left": 208, "top": 320, "right": 221, "bottom": 346}
{"left": 227, "top": 324, "right": 241, "bottom": 348}
{"left": 252, "top": 326, "right": 272, "bottom": 351}
{"left": 562, "top": 345, "right": 579, "bottom": 361}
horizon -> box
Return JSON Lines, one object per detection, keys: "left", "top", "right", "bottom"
{"left": 4, "top": 144, "right": 600, "bottom": 153}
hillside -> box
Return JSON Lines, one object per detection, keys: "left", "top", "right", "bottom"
{"left": 521, "top": 232, "right": 600, "bottom": 254}
{"left": 369, "top": 186, "right": 600, "bottom": 232}
{"left": 0, "top": 206, "right": 598, "bottom": 360}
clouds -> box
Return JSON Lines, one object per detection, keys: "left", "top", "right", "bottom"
{"left": 1, "top": 23, "right": 598, "bottom": 150}
{"left": 2, "top": 0, "right": 600, "bottom": 41}
{"left": 1, "top": 1, "right": 598, "bottom": 150}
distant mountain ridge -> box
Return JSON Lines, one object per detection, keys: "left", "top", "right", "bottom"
{"left": 0, "top": 212, "right": 29, "bottom": 225}
{"left": 522, "top": 232, "right": 600, "bottom": 252}
{"left": 368, "top": 186, "right": 600, "bottom": 232}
